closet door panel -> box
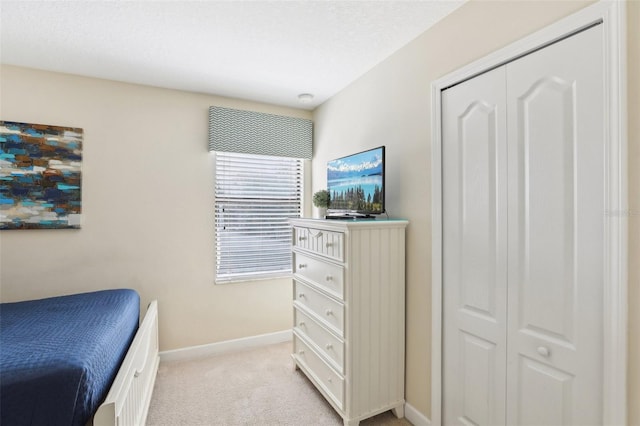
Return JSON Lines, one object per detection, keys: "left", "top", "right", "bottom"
{"left": 506, "top": 25, "right": 604, "bottom": 425}
{"left": 442, "top": 66, "right": 508, "bottom": 426}
{"left": 513, "top": 77, "right": 576, "bottom": 342}
{"left": 517, "top": 357, "right": 574, "bottom": 425}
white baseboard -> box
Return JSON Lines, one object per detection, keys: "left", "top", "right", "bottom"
{"left": 160, "top": 329, "right": 293, "bottom": 363}
{"left": 405, "top": 402, "right": 431, "bottom": 426}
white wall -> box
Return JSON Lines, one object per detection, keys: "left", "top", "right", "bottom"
{"left": 312, "top": 0, "right": 639, "bottom": 421}
{"left": 0, "top": 65, "right": 311, "bottom": 351}
{"left": 627, "top": 1, "right": 640, "bottom": 423}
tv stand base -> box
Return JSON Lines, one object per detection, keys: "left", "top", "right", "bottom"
{"left": 325, "top": 214, "right": 375, "bottom": 220}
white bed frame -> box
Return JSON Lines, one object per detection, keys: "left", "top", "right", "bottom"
{"left": 93, "top": 300, "right": 160, "bottom": 426}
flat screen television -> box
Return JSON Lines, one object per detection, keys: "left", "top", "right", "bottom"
{"left": 326, "top": 146, "right": 385, "bottom": 219}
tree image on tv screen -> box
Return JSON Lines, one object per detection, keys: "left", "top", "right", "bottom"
{"left": 330, "top": 185, "right": 382, "bottom": 212}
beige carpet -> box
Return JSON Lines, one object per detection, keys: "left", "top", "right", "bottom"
{"left": 146, "top": 341, "right": 412, "bottom": 426}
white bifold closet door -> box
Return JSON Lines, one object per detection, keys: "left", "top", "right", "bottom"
{"left": 442, "top": 24, "right": 604, "bottom": 426}
{"left": 442, "top": 64, "right": 509, "bottom": 426}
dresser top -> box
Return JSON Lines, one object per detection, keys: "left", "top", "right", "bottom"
{"left": 290, "top": 217, "right": 408, "bottom": 231}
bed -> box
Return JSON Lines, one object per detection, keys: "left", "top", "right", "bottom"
{"left": 0, "top": 289, "right": 159, "bottom": 426}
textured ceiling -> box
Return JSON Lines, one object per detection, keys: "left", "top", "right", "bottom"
{"left": 0, "top": 1, "right": 465, "bottom": 110}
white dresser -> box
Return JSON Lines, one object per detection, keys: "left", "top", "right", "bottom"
{"left": 289, "top": 218, "right": 408, "bottom": 426}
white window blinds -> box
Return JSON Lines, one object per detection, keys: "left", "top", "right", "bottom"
{"left": 214, "top": 152, "right": 302, "bottom": 282}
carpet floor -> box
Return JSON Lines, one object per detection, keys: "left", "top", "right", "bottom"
{"left": 146, "top": 341, "right": 412, "bottom": 426}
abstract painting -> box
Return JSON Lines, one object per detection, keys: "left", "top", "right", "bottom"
{"left": 0, "top": 121, "right": 83, "bottom": 229}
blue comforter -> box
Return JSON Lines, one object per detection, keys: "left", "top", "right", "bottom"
{"left": 0, "top": 289, "right": 140, "bottom": 426}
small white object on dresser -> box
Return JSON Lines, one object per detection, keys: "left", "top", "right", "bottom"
{"left": 289, "top": 218, "right": 409, "bottom": 426}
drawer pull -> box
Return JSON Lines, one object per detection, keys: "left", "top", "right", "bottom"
{"left": 537, "top": 346, "right": 551, "bottom": 357}
{"left": 298, "top": 236, "right": 307, "bottom": 241}
{"left": 327, "top": 377, "right": 333, "bottom": 383}
{"left": 298, "top": 321, "right": 306, "bottom": 327}
{"left": 298, "top": 350, "right": 305, "bottom": 355}
{"left": 325, "top": 343, "right": 333, "bottom": 350}
{"left": 298, "top": 264, "right": 307, "bottom": 269}
{"left": 325, "top": 242, "right": 333, "bottom": 248}
{"left": 298, "top": 293, "right": 305, "bottom": 299}
{"left": 325, "top": 275, "right": 333, "bottom": 281}
{"left": 325, "top": 309, "right": 333, "bottom": 316}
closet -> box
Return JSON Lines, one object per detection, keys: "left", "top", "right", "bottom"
{"left": 441, "top": 24, "right": 604, "bottom": 425}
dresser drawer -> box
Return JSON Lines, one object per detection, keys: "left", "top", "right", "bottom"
{"left": 294, "top": 280, "right": 344, "bottom": 337}
{"left": 294, "top": 335, "right": 344, "bottom": 410}
{"left": 293, "top": 226, "right": 344, "bottom": 261}
{"left": 294, "top": 308, "right": 344, "bottom": 373}
{"left": 293, "top": 252, "right": 344, "bottom": 299}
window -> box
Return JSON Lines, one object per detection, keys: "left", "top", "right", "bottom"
{"left": 208, "top": 106, "right": 311, "bottom": 283}
{"left": 214, "top": 152, "right": 303, "bottom": 282}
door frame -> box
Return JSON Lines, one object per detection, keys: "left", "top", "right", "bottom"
{"left": 430, "top": 1, "right": 628, "bottom": 425}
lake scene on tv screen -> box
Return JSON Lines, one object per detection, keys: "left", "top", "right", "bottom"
{"left": 327, "top": 147, "right": 383, "bottom": 213}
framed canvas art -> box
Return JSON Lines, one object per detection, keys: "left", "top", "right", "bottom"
{"left": 0, "top": 121, "right": 83, "bottom": 229}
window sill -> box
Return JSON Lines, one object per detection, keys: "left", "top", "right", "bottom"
{"left": 214, "top": 272, "right": 293, "bottom": 285}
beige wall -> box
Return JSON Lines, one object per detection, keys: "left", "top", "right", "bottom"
{"left": 0, "top": 65, "right": 311, "bottom": 351}
{"left": 313, "top": 0, "right": 638, "bottom": 421}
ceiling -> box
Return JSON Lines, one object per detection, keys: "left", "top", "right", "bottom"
{"left": 0, "top": 1, "right": 465, "bottom": 110}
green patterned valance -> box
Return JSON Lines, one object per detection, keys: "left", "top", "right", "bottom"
{"left": 208, "top": 106, "right": 312, "bottom": 159}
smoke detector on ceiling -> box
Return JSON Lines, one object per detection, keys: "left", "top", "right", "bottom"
{"left": 297, "top": 93, "right": 314, "bottom": 104}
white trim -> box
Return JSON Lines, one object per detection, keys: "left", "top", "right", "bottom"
{"left": 430, "top": 62, "right": 444, "bottom": 426}
{"left": 159, "top": 329, "right": 292, "bottom": 363}
{"left": 405, "top": 402, "right": 431, "bottom": 426}
{"left": 601, "top": 1, "right": 628, "bottom": 423}
{"left": 430, "top": 1, "right": 627, "bottom": 424}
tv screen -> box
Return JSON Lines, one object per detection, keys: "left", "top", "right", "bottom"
{"left": 327, "top": 146, "right": 385, "bottom": 217}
